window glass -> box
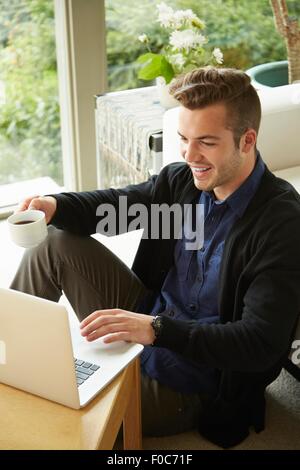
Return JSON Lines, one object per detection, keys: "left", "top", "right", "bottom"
{"left": 0, "top": 0, "right": 62, "bottom": 188}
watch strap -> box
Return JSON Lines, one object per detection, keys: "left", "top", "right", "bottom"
{"left": 151, "top": 315, "right": 163, "bottom": 345}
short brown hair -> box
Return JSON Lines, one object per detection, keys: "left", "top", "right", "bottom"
{"left": 169, "top": 66, "right": 261, "bottom": 147}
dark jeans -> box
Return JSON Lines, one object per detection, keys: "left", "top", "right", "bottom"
{"left": 10, "top": 225, "right": 203, "bottom": 436}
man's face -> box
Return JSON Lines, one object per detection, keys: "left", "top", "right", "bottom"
{"left": 178, "top": 104, "right": 253, "bottom": 200}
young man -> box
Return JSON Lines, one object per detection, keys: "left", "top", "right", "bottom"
{"left": 11, "top": 67, "right": 300, "bottom": 448}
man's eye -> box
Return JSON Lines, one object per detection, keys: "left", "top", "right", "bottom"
{"left": 202, "top": 142, "right": 216, "bottom": 147}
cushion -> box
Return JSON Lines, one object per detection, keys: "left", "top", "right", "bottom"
{"left": 257, "top": 84, "right": 300, "bottom": 172}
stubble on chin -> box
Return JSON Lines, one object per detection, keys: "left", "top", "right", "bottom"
{"left": 193, "top": 176, "right": 215, "bottom": 192}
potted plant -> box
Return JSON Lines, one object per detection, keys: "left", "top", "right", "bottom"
{"left": 136, "top": 2, "right": 223, "bottom": 108}
{"left": 247, "top": 0, "right": 300, "bottom": 88}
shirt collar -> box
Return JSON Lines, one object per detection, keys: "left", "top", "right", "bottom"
{"left": 203, "top": 152, "right": 265, "bottom": 218}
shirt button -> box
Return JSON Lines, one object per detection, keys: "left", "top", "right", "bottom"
{"left": 189, "top": 304, "right": 196, "bottom": 311}
{"left": 168, "top": 310, "right": 175, "bottom": 317}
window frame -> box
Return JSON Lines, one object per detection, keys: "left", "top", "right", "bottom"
{"left": 54, "top": 0, "right": 107, "bottom": 191}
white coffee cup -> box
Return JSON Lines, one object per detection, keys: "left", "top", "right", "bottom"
{"left": 7, "top": 210, "right": 48, "bottom": 248}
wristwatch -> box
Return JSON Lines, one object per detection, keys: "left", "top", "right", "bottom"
{"left": 151, "top": 315, "right": 163, "bottom": 345}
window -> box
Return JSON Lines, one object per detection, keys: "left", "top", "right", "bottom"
{"left": 0, "top": 0, "right": 63, "bottom": 199}
{"left": 0, "top": 0, "right": 107, "bottom": 210}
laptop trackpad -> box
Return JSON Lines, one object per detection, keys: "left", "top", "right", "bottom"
{"left": 71, "top": 322, "right": 140, "bottom": 362}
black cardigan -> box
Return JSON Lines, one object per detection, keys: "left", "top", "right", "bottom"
{"left": 51, "top": 162, "right": 300, "bottom": 447}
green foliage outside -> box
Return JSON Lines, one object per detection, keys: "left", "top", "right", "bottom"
{"left": 106, "top": 0, "right": 300, "bottom": 91}
{"left": 0, "top": 0, "right": 62, "bottom": 185}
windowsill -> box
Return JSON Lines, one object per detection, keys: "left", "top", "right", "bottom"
{"left": 0, "top": 177, "right": 64, "bottom": 220}
{"left": 0, "top": 205, "right": 16, "bottom": 219}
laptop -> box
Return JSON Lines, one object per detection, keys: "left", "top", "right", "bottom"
{"left": 0, "top": 287, "right": 143, "bottom": 409}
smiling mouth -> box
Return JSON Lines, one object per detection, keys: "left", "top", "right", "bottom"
{"left": 190, "top": 166, "right": 212, "bottom": 177}
{"left": 191, "top": 167, "right": 211, "bottom": 172}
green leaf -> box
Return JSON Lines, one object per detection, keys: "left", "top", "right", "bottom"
{"left": 137, "top": 53, "right": 174, "bottom": 83}
{"left": 137, "top": 53, "right": 163, "bottom": 80}
{"left": 160, "top": 57, "right": 175, "bottom": 84}
{"left": 136, "top": 53, "right": 153, "bottom": 64}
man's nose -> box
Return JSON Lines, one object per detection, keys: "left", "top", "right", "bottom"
{"left": 182, "top": 141, "right": 200, "bottom": 162}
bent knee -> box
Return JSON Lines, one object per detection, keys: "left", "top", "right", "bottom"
{"left": 45, "top": 225, "right": 91, "bottom": 254}
{"left": 26, "top": 225, "right": 84, "bottom": 260}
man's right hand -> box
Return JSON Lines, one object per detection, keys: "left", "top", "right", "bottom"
{"left": 16, "top": 196, "right": 57, "bottom": 224}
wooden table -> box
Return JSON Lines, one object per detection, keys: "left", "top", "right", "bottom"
{"left": 0, "top": 358, "right": 142, "bottom": 450}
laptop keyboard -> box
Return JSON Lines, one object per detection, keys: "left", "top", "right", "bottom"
{"left": 74, "top": 358, "right": 100, "bottom": 387}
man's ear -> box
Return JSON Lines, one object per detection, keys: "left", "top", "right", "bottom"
{"left": 240, "top": 129, "right": 257, "bottom": 153}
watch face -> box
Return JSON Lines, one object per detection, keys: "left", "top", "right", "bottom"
{"left": 156, "top": 316, "right": 163, "bottom": 330}
{"left": 152, "top": 315, "right": 163, "bottom": 339}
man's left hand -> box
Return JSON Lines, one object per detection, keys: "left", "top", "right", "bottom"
{"left": 79, "top": 309, "right": 155, "bottom": 345}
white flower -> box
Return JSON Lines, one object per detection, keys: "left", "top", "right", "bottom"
{"left": 137, "top": 2, "right": 224, "bottom": 84}
{"left": 213, "top": 47, "right": 224, "bottom": 64}
{"left": 156, "top": 2, "right": 175, "bottom": 28}
{"left": 156, "top": 4, "right": 204, "bottom": 30}
{"left": 170, "top": 29, "right": 206, "bottom": 51}
{"left": 174, "top": 9, "right": 198, "bottom": 25}
{"left": 168, "top": 53, "right": 186, "bottom": 69}
{"left": 138, "top": 34, "right": 149, "bottom": 44}
{"left": 168, "top": 12, "right": 184, "bottom": 29}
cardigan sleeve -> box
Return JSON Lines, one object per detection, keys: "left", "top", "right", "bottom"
{"left": 49, "top": 175, "right": 158, "bottom": 236}
{"left": 48, "top": 162, "right": 188, "bottom": 236}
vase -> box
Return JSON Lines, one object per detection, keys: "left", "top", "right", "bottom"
{"left": 156, "top": 77, "right": 179, "bottom": 109}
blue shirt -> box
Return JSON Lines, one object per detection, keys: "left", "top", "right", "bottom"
{"left": 140, "top": 153, "right": 266, "bottom": 394}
